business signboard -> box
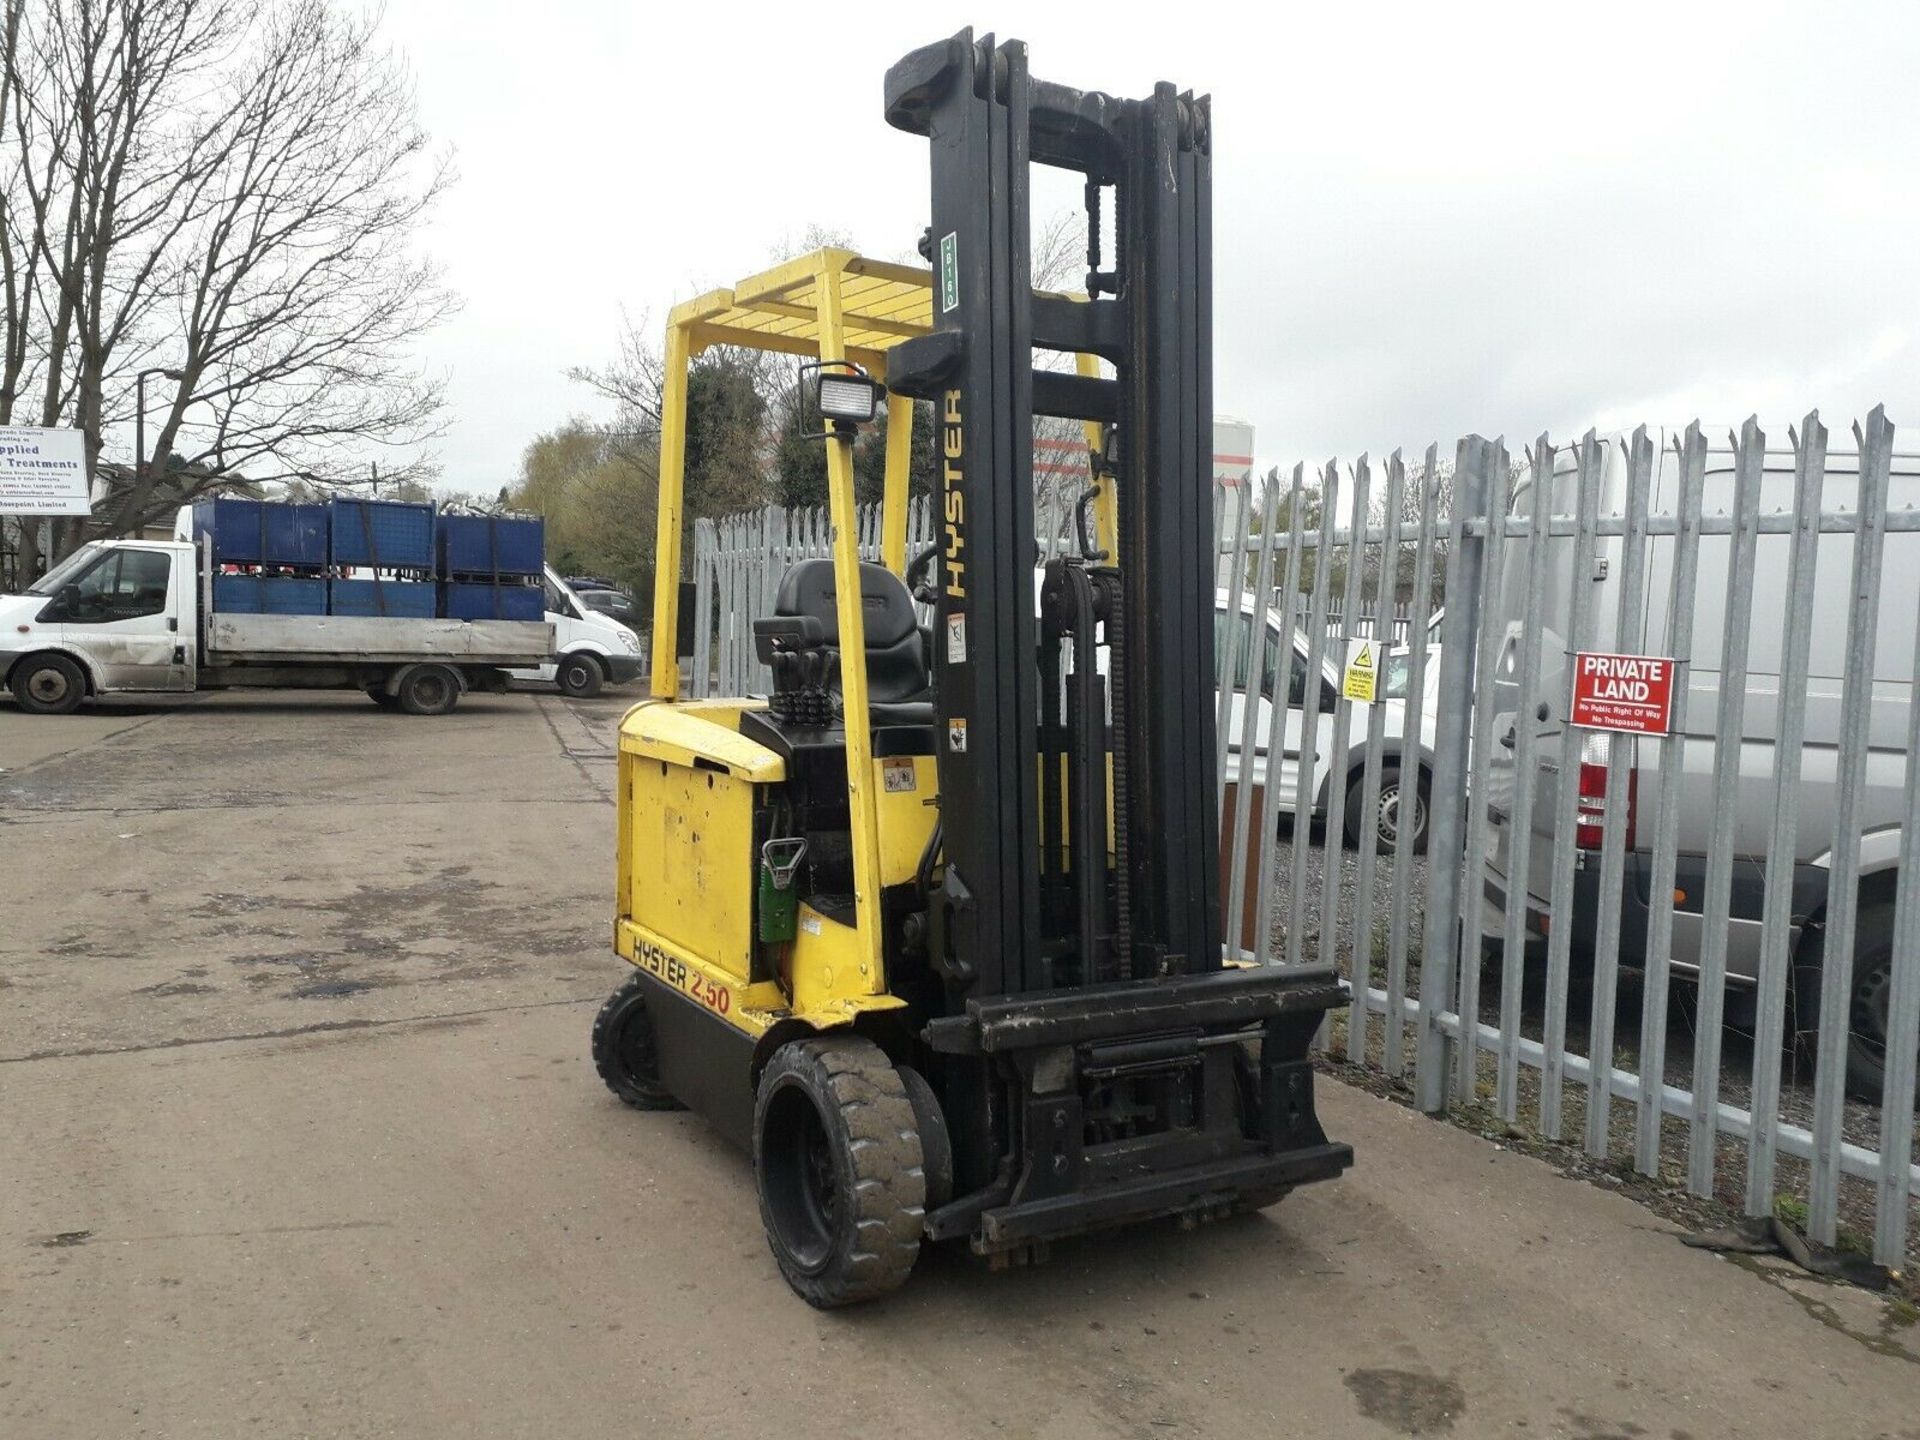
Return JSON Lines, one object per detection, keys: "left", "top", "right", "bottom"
{"left": 0, "top": 427, "right": 91, "bottom": 516}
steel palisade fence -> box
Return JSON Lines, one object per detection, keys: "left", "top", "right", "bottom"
{"left": 686, "top": 409, "right": 1919, "bottom": 1267}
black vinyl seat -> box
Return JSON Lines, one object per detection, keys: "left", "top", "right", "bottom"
{"left": 754, "top": 559, "right": 933, "bottom": 725}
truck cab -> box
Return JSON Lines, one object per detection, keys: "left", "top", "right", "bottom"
{"left": 1, "top": 540, "right": 198, "bottom": 707}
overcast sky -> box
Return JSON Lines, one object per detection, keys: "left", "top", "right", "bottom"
{"left": 377, "top": 0, "right": 1920, "bottom": 490}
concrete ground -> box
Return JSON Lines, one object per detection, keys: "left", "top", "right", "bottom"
{"left": 1, "top": 690, "right": 1914, "bottom": 1440}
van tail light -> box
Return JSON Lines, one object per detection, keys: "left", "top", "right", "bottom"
{"left": 1574, "top": 734, "right": 1637, "bottom": 852}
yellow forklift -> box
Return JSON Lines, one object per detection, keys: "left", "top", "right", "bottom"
{"left": 592, "top": 28, "right": 1352, "bottom": 1306}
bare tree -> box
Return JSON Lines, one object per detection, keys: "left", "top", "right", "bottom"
{"left": 2, "top": 0, "right": 454, "bottom": 562}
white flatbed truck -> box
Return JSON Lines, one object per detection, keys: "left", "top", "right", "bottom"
{"left": 0, "top": 535, "right": 553, "bottom": 716}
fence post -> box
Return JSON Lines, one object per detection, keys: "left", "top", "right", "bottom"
{"left": 690, "top": 517, "right": 715, "bottom": 699}
{"left": 1539, "top": 431, "right": 1606, "bottom": 1140}
{"left": 1866, "top": 407, "right": 1918, "bottom": 1266}
{"left": 1634, "top": 425, "right": 1708, "bottom": 1173}
{"left": 1287, "top": 462, "right": 1341, "bottom": 974}
{"left": 1808, "top": 409, "right": 1889, "bottom": 1242}
{"left": 1416, "top": 436, "right": 1490, "bottom": 1114}
{"left": 1348, "top": 451, "right": 1405, "bottom": 1056}
{"left": 1738, "top": 417, "right": 1820, "bottom": 1202}
{"left": 1255, "top": 464, "right": 1308, "bottom": 966}
{"left": 1383, "top": 444, "right": 1441, "bottom": 1078}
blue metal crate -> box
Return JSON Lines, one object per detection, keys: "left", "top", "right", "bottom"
{"left": 330, "top": 579, "right": 436, "bottom": 618}
{"left": 437, "top": 514, "right": 544, "bottom": 578}
{"left": 441, "top": 582, "right": 544, "bottom": 622}
{"left": 212, "top": 575, "right": 326, "bottom": 615}
{"left": 211, "top": 573, "right": 260, "bottom": 612}
{"left": 329, "top": 498, "right": 435, "bottom": 568}
{"left": 193, "top": 499, "right": 328, "bottom": 568}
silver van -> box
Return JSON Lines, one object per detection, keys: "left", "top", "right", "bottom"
{"left": 1479, "top": 431, "right": 1919, "bottom": 1098}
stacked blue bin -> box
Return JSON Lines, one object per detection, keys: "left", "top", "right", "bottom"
{"left": 193, "top": 497, "right": 329, "bottom": 568}
{"left": 329, "top": 498, "right": 435, "bottom": 570}
{"left": 436, "top": 513, "right": 544, "bottom": 622}
{"left": 330, "top": 579, "right": 437, "bottom": 618}
{"left": 441, "top": 583, "right": 545, "bottom": 621}
{"left": 212, "top": 574, "right": 328, "bottom": 615}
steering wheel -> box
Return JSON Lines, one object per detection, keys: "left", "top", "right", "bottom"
{"left": 906, "top": 541, "right": 939, "bottom": 604}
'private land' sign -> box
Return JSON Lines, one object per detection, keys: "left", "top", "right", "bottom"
{"left": 1570, "top": 651, "right": 1676, "bottom": 735}
{"left": 0, "top": 427, "right": 91, "bottom": 515}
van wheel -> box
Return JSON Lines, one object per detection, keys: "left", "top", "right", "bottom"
{"left": 1345, "top": 765, "right": 1428, "bottom": 853}
{"left": 395, "top": 664, "right": 460, "bottom": 716}
{"left": 10, "top": 653, "right": 86, "bottom": 715}
{"left": 754, "top": 1037, "right": 925, "bottom": 1307}
{"left": 1794, "top": 902, "right": 1913, "bottom": 1104}
{"left": 556, "top": 653, "right": 603, "bottom": 699}
{"left": 1841, "top": 904, "right": 1911, "bottom": 1103}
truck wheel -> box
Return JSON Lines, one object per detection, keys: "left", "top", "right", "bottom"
{"left": 9, "top": 653, "right": 86, "bottom": 715}
{"left": 395, "top": 664, "right": 460, "bottom": 716}
{"left": 1344, "top": 764, "right": 1428, "bottom": 854}
{"left": 590, "top": 974, "right": 683, "bottom": 1110}
{"left": 754, "top": 1037, "right": 925, "bottom": 1307}
{"left": 556, "top": 653, "right": 604, "bottom": 699}
{"left": 365, "top": 686, "right": 400, "bottom": 709}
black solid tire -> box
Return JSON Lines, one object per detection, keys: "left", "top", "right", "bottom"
{"left": 396, "top": 664, "right": 460, "bottom": 716}
{"left": 754, "top": 1037, "right": 925, "bottom": 1308}
{"left": 10, "top": 653, "right": 86, "bottom": 715}
{"left": 556, "top": 653, "right": 603, "bottom": 699}
{"left": 590, "top": 974, "right": 683, "bottom": 1110}
{"left": 1343, "top": 764, "right": 1429, "bottom": 854}
{"left": 896, "top": 1065, "right": 954, "bottom": 1212}
{"left": 365, "top": 686, "right": 400, "bottom": 708}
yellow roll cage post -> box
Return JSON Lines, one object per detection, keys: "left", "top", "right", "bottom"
{"left": 643, "top": 246, "right": 1113, "bottom": 988}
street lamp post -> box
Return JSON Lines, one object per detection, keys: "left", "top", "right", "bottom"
{"left": 135, "top": 367, "right": 186, "bottom": 485}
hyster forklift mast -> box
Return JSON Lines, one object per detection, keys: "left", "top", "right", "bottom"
{"left": 883, "top": 29, "right": 1295, "bottom": 1210}
{"left": 884, "top": 30, "right": 1219, "bottom": 993}
{"left": 593, "top": 27, "right": 1351, "bottom": 1308}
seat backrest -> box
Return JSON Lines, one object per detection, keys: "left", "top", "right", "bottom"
{"left": 774, "top": 559, "right": 927, "bottom": 704}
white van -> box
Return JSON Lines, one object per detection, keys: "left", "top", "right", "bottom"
{"left": 513, "top": 568, "right": 644, "bottom": 698}
{"left": 1215, "top": 590, "right": 1442, "bottom": 851}
{"left": 1480, "top": 432, "right": 1919, "bottom": 1098}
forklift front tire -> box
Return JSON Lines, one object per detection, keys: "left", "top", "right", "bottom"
{"left": 591, "top": 974, "right": 683, "bottom": 1111}
{"left": 754, "top": 1037, "right": 926, "bottom": 1308}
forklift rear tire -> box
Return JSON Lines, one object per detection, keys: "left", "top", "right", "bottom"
{"left": 395, "top": 664, "right": 460, "bottom": 716}
{"left": 10, "top": 653, "right": 86, "bottom": 715}
{"left": 556, "top": 653, "right": 604, "bottom": 699}
{"left": 754, "top": 1037, "right": 926, "bottom": 1307}
{"left": 591, "top": 974, "right": 683, "bottom": 1110}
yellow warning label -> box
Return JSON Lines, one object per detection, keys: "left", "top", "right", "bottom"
{"left": 1342, "top": 639, "right": 1378, "bottom": 704}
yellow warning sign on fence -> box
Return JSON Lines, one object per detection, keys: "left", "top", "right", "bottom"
{"left": 1342, "top": 639, "right": 1378, "bottom": 704}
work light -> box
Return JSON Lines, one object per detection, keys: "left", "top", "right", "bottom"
{"left": 810, "top": 368, "right": 883, "bottom": 426}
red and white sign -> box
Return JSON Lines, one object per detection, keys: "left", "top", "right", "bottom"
{"left": 1570, "top": 652, "right": 1676, "bottom": 735}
